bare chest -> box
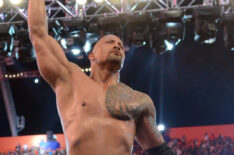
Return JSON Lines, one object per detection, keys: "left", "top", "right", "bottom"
{"left": 58, "top": 82, "right": 146, "bottom": 124}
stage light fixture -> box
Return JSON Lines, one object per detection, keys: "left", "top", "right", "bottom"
{"left": 193, "top": 7, "right": 220, "bottom": 44}
{"left": 158, "top": 124, "right": 165, "bottom": 131}
{"left": 34, "top": 78, "right": 39, "bottom": 84}
{"left": 83, "top": 40, "right": 91, "bottom": 54}
{"left": 98, "top": 16, "right": 123, "bottom": 39}
{"left": 60, "top": 38, "right": 67, "bottom": 49}
{"left": 10, "top": 26, "right": 36, "bottom": 62}
{"left": 0, "top": 40, "right": 8, "bottom": 52}
{"left": 222, "top": 14, "right": 234, "bottom": 52}
{"left": 10, "top": 0, "right": 22, "bottom": 5}
{"left": 151, "top": 10, "right": 184, "bottom": 54}
{"left": 0, "top": 0, "right": 3, "bottom": 8}
{"left": 125, "top": 14, "right": 151, "bottom": 47}
{"left": 95, "top": 0, "right": 104, "bottom": 3}
{"left": 72, "top": 48, "right": 81, "bottom": 55}
{"left": 76, "top": 0, "right": 87, "bottom": 5}
{"left": 66, "top": 28, "right": 86, "bottom": 55}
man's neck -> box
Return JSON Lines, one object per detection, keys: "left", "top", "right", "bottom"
{"left": 90, "top": 65, "right": 120, "bottom": 90}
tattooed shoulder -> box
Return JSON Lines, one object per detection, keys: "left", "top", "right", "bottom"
{"left": 105, "top": 82, "right": 154, "bottom": 120}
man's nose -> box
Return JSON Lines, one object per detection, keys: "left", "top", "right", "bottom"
{"left": 113, "top": 45, "right": 121, "bottom": 51}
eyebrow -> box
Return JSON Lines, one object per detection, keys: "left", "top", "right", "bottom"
{"left": 105, "top": 39, "right": 124, "bottom": 47}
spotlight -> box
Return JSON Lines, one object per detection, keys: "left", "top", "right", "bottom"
{"left": 193, "top": 7, "right": 220, "bottom": 44}
{"left": 222, "top": 14, "right": 234, "bottom": 51}
{"left": 76, "top": 0, "right": 87, "bottom": 5}
{"left": 125, "top": 14, "right": 151, "bottom": 47}
{"left": 72, "top": 48, "right": 81, "bottom": 55}
{"left": 158, "top": 124, "right": 165, "bottom": 131}
{"left": 66, "top": 28, "right": 86, "bottom": 55}
{"left": 0, "top": 0, "right": 3, "bottom": 8}
{"left": 83, "top": 40, "right": 92, "bottom": 54}
{"left": 60, "top": 38, "right": 67, "bottom": 49}
{"left": 164, "top": 40, "right": 174, "bottom": 51}
{"left": 10, "top": 0, "right": 22, "bottom": 5}
{"left": 98, "top": 16, "right": 123, "bottom": 39}
{"left": 0, "top": 40, "right": 8, "bottom": 53}
{"left": 34, "top": 78, "right": 39, "bottom": 84}
{"left": 151, "top": 10, "right": 184, "bottom": 54}
{"left": 95, "top": 0, "right": 103, "bottom": 3}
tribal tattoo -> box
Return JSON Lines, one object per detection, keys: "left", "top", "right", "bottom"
{"left": 105, "top": 83, "right": 146, "bottom": 120}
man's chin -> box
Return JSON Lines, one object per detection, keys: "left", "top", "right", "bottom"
{"left": 107, "top": 58, "right": 123, "bottom": 70}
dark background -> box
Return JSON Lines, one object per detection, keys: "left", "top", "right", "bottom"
{"left": 0, "top": 24, "right": 233, "bottom": 137}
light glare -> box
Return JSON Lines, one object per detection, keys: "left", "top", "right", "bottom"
{"left": 61, "top": 39, "right": 67, "bottom": 49}
{"left": 95, "top": 0, "right": 104, "bottom": 3}
{"left": 164, "top": 40, "right": 174, "bottom": 51}
{"left": 76, "top": 0, "right": 87, "bottom": 5}
{"left": 84, "top": 41, "right": 91, "bottom": 53}
{"left": 34, "top": 78, "right": 39, "bottom": 84}
{"left": 0, "top": 0, "right": 3, "bottom": 8}
{"left": 72, "top": 49, "right": 81, "bottom": 55}
{"left": 10, "top": 0, "right": 22, "bottom": 5}
{"left": 158, "top": 124, "right": 165, "bottom": 131}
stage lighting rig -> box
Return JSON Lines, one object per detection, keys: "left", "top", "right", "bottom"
{"left": 125, "top": 13, "right": 152, "bottom": 47}
{"left": 222, "top": 14, "right": 234, "bottom": 52}
{"left": 8, "top": 24, "right": 35, "bottom": 62}
{"left": 0, "top": 25, "right": 15, "bottom": 57}
{"left": 98, "top": 15, "right": 123, "bottom": 39}
{"left": 59, "top": 19, "right": 89, "bottom": 56}
{"left": 0, "top": 38, "right": 8, "bottom": 56}
{"left": 193, "top": 7, "right": 220, "bottom": 44}
{"left": 151, "top": 10, "right": 184, "bottom": 54}
{"left": 66, "top": 28, "right": 87, "bottom": 56}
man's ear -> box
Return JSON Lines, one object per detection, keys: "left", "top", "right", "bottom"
{"left": 88, "top": 52, "right": 95, "bottom": 61}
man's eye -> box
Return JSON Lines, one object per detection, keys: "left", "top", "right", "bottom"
{"left": 107, "top": 40, "right": 114, "bottom": 43}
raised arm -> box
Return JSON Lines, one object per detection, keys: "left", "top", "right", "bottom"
{"left": 28, "top": 0, "right": 71, "bottom": 90}
{"left": 135, "top": 96, "right": 174, "bottom": 155}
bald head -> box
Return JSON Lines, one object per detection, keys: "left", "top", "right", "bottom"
{"left": 92, "top": 34, "right": 123, "bottom": 53}
{"left": 89, "top": 34, "right": 125, "bottom": 71}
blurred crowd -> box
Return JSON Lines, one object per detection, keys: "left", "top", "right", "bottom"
{"left": 133, "top": 132, "right": 234, "bottom": 155}
{"left": 0, "top": 132, "right": 233, "bottom": 155}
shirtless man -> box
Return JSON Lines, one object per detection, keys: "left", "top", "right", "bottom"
{"left": 28, "top": 0, "right": 174, "bottom": 155}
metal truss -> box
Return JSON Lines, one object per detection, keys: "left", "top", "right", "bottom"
{"left": 0, "top": 0, "right": 233, "bottom": 25}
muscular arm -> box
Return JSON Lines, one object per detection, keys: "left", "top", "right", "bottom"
{"left": 135, "top": 96, "right": 164, "bottom": 150}
{"left": 28, "top": 0, "right": 71, "bottom": 90}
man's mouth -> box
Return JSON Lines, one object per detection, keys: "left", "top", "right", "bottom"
{"left": 111, "top": 51, "right": 121, "bottom": 56}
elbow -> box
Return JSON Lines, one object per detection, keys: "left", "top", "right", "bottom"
{"left": 29, "top": 26, "right": 47, "bottom": 40}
